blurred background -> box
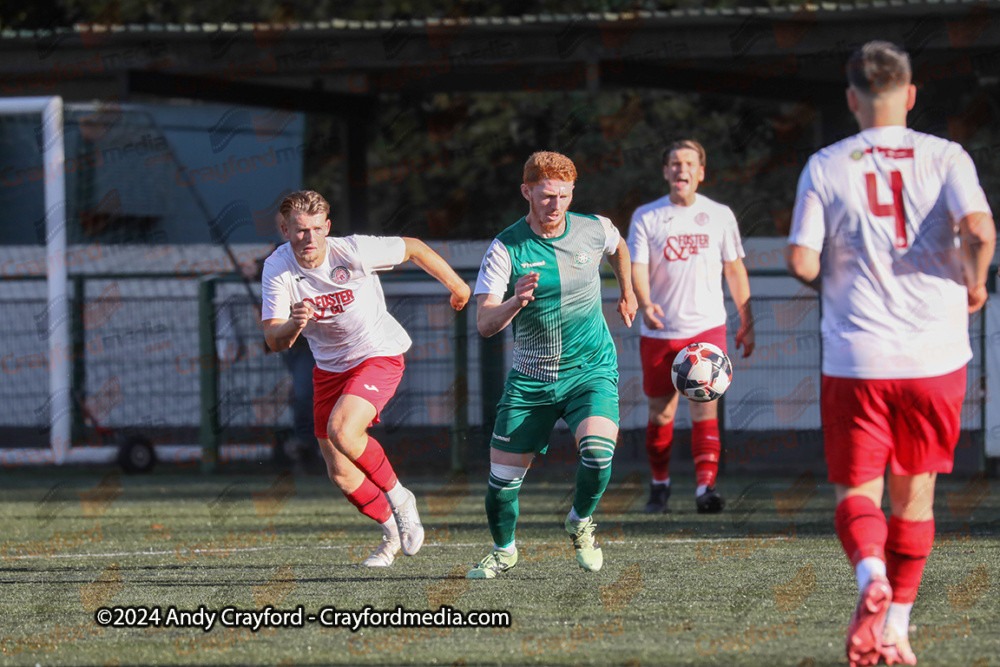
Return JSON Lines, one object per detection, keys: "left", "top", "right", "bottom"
{"left": 1, "top": 0, "right": 998, "bottom": 477}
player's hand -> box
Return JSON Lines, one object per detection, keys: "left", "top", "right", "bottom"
{"left": 735, "top": 322, "right": 756, "bottom": 358}
{"left": 968, "top": 284, "right": 987, "bottom": 313}
{"left": 514, "top": 272, "right": 539, "bottom": 307}
{"left": 641, "top": 304, "right": 665, "bottom": 330}
{"left": 291, "top": 301, "right": 314, "bottom": 329}
{"left": 451, "top": 283, "right": 471, "bottom": 311}
{"left": 451, "top": 282, "right": 472, "bottom": 310}
{"left": 618, "top": 290, "right": 638, "bottom": 328}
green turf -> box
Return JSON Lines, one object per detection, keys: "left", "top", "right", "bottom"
{"left": 1, "top": 467, "right": 998, "bottom": 666}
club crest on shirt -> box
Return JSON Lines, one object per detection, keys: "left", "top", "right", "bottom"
{"left": 695, "top": 212, "right": 710, "bottom": 226}
{"left": 332, "top": 266, "right": 351, "bottom": 285}
{"left": 574, "top": 250, "right": 592, "bottom": 266}
{"left": 850, "top": 150, "right": 864, "bottom": 161}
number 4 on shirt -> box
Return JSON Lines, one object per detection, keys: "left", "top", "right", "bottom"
{"left": 865, "top": 171, "right": 907, "bottom": 248}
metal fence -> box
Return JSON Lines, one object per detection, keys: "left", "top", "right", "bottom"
{"left": 0, "top": 269, "right": 989, "bottom": 474}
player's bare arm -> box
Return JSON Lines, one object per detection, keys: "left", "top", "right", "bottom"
{"left": 476, "top": 272, "right": 538, "bottom": 337}
{"left": 402, "top": 238, "right": 471, "bottom": 311}
{"left": 262, "top": 301, "right": 314, "bottom": 352}
{"left": 959, "top": 211, "right": 996, "bottom": 313}
{"left": 786, "top": 244, "right": 821, "bottom": 291}
{"left": 631, "top": 263, "right": 664, "bottom": 330}
{"left": 607, "top": 237, "right": 638, "bottom": 328}
{"left": 723, "top": 258, "right": 755, "bottom": 357}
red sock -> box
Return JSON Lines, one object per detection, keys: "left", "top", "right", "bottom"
{"left": 344, "top": 477, "right": 392, "bottom": 523}
{"left": 834, "top": 495, "right": 887, "bottom": 566}
{"left": 692, "top": 419, "right": 720, "bottom": 487}
{"left": 885, "top": 515, "right": 934, "bottom": 604}
{"left": 354, "top": 436, "right": 399, "bottom": 492}
{"left": 645, "top": 421, "right": 673, "bottom": 481}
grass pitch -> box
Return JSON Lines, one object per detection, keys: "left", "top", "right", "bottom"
{"left": 1, "top": 466, "right": 998, "bottom": 666}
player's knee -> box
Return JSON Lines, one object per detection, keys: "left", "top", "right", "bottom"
{"left": 326, "top": 418, "right": 361, "bottom": 451}
{"left": 490, "top": 461, "right": 528, "bottom": 484}
{"left": 326, "top": 422, "right": 344, "bottom": 448}
{"left": 689, "top": 402, "right": 717, "bottom": 422}
{"left": 578, "top": 435, "right": 616, "bottom": 470}
{"left": 648, "top": 410, "right": 674, "bottom": 426}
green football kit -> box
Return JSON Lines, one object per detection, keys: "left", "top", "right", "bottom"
{"left": 475, "top": 212, "right": 622, "bottom": 454}
{"left": 469, "top": 210, "right": 625, "bottom": 577}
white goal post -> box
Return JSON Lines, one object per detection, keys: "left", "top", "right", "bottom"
{"left": 0, "top": 96, "right": 71, "bottom": 464}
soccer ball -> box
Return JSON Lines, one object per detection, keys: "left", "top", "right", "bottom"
{"left": 671, "top": 342, "right": 733, "bottom": 403}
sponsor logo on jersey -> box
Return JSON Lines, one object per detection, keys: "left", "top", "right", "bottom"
{"left": 663, "top": 234, "right": 710, "bottom": 261}
{"left": 573, "top": 250, "right": 592, "bottom": 266}
{"left": 520, "top": 261, "right": 546, "bottom": 268}
{"left": 332, "top": 266, "right": 351, "bottom": 285}
{"left": 865, "top": 146, "right": 914, "bottom": 159}
{"left": 303, "top": 290, "right": 355, "bottom": 320}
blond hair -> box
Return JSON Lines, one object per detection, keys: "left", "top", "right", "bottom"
{"left": 279, "top": 190, "right": 330, "bottom": 220}
{"left": 846, "top": 41, "right": 911, "bottom": 95}
{"left": 523, "top": 151, "right": 578, "bottom": 185}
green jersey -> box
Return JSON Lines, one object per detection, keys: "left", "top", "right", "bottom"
{"left": 474, "top": 212, "right": 621, "bottom": 382}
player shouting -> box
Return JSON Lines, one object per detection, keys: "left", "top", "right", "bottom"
{"left": 627, "top": 139, "right": 755, "bottom": 515}
{"left": 786, "top": 42, "right": 994, "bottom": 666}
{"left": 261, "top": 190, "right": 471, "bottom": 567}
{"left": 467, "top": 151, "right": 637, "bottom": 579}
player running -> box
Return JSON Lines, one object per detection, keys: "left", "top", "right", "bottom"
{"left": 786, "top": 42, "right": 994, "bottom": 666}
{"left": 627, "top": 139, "right": 755, "bottom": 515}
{"left": 467, "top": 151, "right": 638, "bottom": 579}
{"left": 261, "top": 190, "right": 471, "bottom": 567}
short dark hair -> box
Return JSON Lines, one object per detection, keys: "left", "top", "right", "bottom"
{"left": 845, "top": 41, "right": 911, "bottom": 95}
{"left": 662, "top": 139, "right": 706, "bottom": 168}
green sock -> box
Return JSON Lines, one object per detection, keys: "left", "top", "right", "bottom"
{"left": 485, "top": 472, "right": 523, "bottom": 549}
{"left": 573, "top": 435, "right": 616, "bottom": 518}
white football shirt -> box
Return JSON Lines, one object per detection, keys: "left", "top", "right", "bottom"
{"left": 789, "top": 126, "right": 992, "bottom": 379}
{"left": 627, "top": 193, "right": 745, "bottom": 338}
{"left": 261, "top": 236, "right": 411, "bottom": 373}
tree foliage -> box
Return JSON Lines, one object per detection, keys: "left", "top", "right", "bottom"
{"left": 347, "top": 89, "right": 809, "bottom": 239}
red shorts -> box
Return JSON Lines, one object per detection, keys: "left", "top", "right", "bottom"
{"left": 821, "top": 367, "right": 966, "bottom": 487}
{"left": 313, "top": 355, "right": 405, "bottom": 439}
{"left": 640, "top": 325, "right": 728, "bottom": 398}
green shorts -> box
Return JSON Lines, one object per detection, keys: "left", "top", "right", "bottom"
{"left": 489, "top": 367, "right": 620, "bottom": 455}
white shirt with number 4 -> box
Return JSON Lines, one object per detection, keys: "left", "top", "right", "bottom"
{"left": 261, "top": 235, "right": 411, "bottom": 373}
{"left": 789, "top": 126, "right": 992, "bottom": 379}
{"left": 627, "top": 193, "right": 745, "bottom": 339}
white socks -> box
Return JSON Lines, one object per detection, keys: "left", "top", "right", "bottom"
{"left": 696, "top": 484, "right": 708, "bottom": 496}
{"left": 494, "top": 542, "right": 516, "bottom": 554}
{"left": 855, "top": 556, "right": 887, "bottom": 592}
{"left": 381, "top": 517, "right": 399, "bottom": 540}
{"left": 885, "top": 602, "right": 913, "bottom": 638}
{"left": 854, "top": 559, "right": 911, "bottom": 640}
{"left": 653, "top": 477, "right": 670, "bottom": 486}
{"left": 385, "top": 481, "right": 409, "bottom": 509}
